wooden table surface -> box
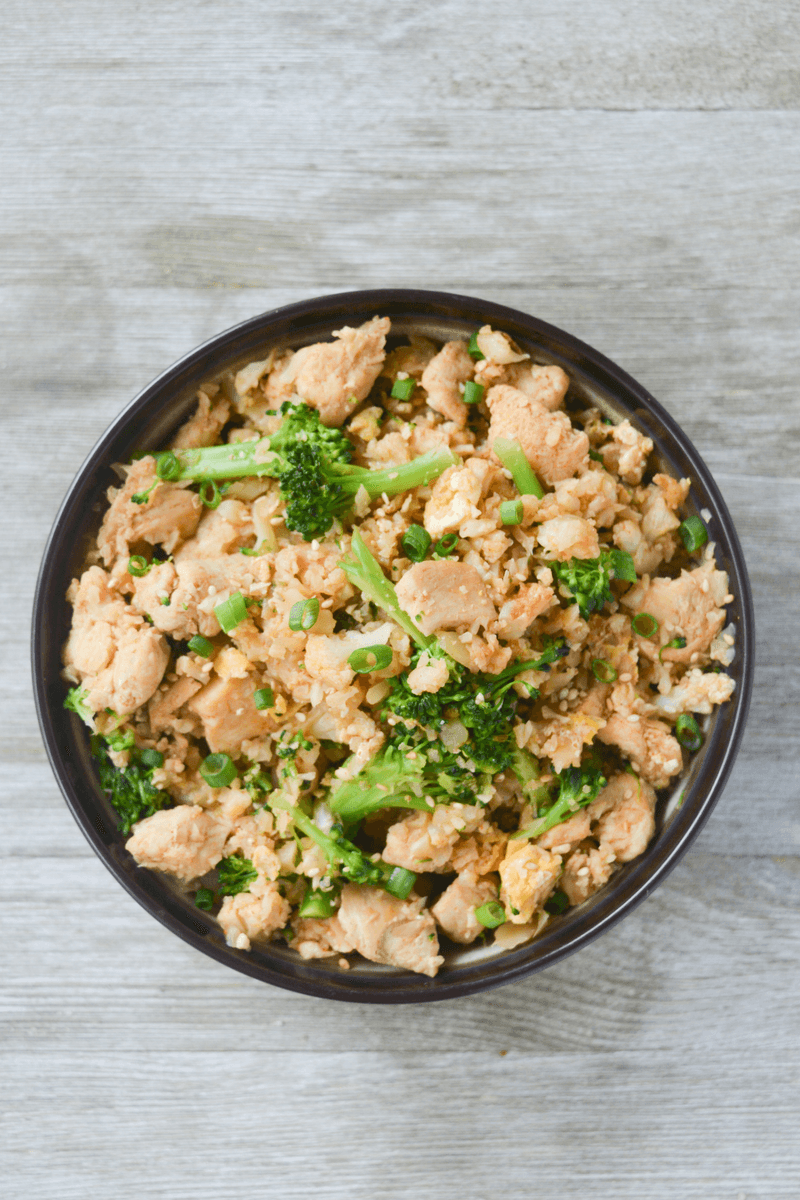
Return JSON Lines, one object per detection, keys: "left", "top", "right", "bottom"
{"left": 2, "top": 3, "right": 798, "bottom": 1197}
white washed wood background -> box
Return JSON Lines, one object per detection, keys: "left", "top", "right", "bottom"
{"left": 2, "top": 2, "right": 799, "bottom": 1197}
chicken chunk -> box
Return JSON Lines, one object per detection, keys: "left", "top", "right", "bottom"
{"left": 189, "top": 672, "right": 273, "bottom": 753}
{"left": 423, "top": 465, "right": 482, "bottom": 538}
{"left": 588, "top": 772, "right": 657, "bottom": 862}
{"left": 450, "top": 822, "right": 508, "bottom": 874}
{"left": 480, "top": 361, "right": 569, "bottom": 413}
{"left": 536, "top": 809, "right": 591, "bottom": 854}
{"left": 217, "top": 877, "right": 291, "bottom": 951}
{"left": 395, "top": 561, "right": 497, "bottom": 635}
{"left": 382, "top": 805, "right": 484, "bottom": 873}
{"left": 279, "top": 316, "right": 390, "bottom": 426}
{"left": 170, "top": 389, "right": 231, "bottom": 450}
{"left": 125, "top": 804, "right": 231, "bottom": 882}
{"left": 420, "top": 339, "right": 473, "bottom": 427}
{"left": 336, "top": 884, "right": 443, "bottom": 977}
{"left": 486, "top": 384, "right": 589, "bottom": 484}
{"left": 598, "top": 418, "right": 653, "bottom": 485}
{"left": 498, "top": 841, "right": 562, "bottom": 924}
{"left": 537, "top": 515, "right": 600, "bottom": 562}
{"left": 494, "top": 582, "right": 555, "bottom": 641}
{"left": 430, "top": 872, "right": 499, "bottom": 945}
{"left": 597, "top": 714, "right": 682, "bottom": 790}
{"left": 97, "top": 457, "right": 203, "bottom": 566}
{"left": 561, "top": 845, "right": 614, "bottom": 906}
{"left": 623, "top": 561, "right": 729, "bottom": 666}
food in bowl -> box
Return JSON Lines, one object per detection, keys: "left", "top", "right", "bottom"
{"left": 61, "top": 315, "right": 736, "bottom": 977}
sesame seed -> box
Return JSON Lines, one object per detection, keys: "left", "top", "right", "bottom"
{"left": 723, "top": 593, "right": 734, "bottom": 604}
{"left": 207, "top": 585, "right": 217, "bottom": 596}
{"left": 577, "top": 866, "right": 590, "bottom": 877}
{"left": 701, "top": 579, "right": 710, "bottom": 593}
{"left": 552, "top": 843, "right": 571, "bottom": 855}
{"left": 723, "top": 633, "right": 734, "bottom": 646}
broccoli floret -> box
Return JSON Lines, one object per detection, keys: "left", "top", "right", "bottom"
{"left": 513, "top": 758, "right": 608, "bottom": 841}
{"left": 267, "top": 790, "right": 416, "bottom": 899}
{"left": 551, "top": 548, "right": 636, "bottom": 619}
{"left": 91, "top": 736, "right": 171, "bottom": 835}
{"left": 217, "top": 853, "right": 258, "bottom": 896}
{"left": 64, "top": 685, "right": 95, "bottom": 728}
{"left": 150, "top": 402, "right": 456, "bottom": 542}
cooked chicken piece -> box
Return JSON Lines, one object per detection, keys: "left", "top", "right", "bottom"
{"left": 423, "top": 465, "right": 482, "bottom": 537}
{"left": 233, "top": 354, "right": 276, "bottom": 401}
{"left": 148, "top": 675, "right": 203, "bottom": 735}
{"left": 536, "top": 809, "right": 591, "bottom": 853}
{"left": 431, "top": 872, "right": 500, "bottom": 944}
{"left": 289, "top": 915, "right": 355, "bottom": 960}
{"left": 336, "top": 884, "right": 443, "bottom": 977}
{"left": 395, "top": 561, "right": 497, "bottom": 635}
{"left": 597, "top": 713, "right": 682, "bottom": 790}
{"left": 420, "top": 339, "right": 473, "bottom": 427}
{"left": 125, "top": 804, "right": 231, "bottom": 882}
{"left": 406, "top": 651, "right": 449, "bottom": 695}
{"left": 486, "top": 384, "right": 589, "bottom": 484}
{"left": 494, "top": 582, "right": 555, "bottom": 640}
{"left": 598, "top": 418, "right": 654, "bottom": 485}
{"left": 97, "top": 457, "right": 203, "bottom": 566}
{"left": 479, "top": 360, "right": 569, "bottom": 413}
{"left": 588, "top": 772, "right": 657, "bottom": 862}
{"left": 188, "top": 672, "right": 274, "bottom": 753}
{"left": 383, "top": 335, "right": 438, "bottom": 381}
{"left": 521, "top": 711, "right": 606, "bottom": 774}
{"left": 498, "top": 842, "right": 562, "bottom": 924}
{"left": 537, "top": 515, "right": 600, "bottom": 561}
{"left": 170, "top": 389, "right": 231, "bottom": 450}
{"left": 279, "top": 316, "right": 390, "bottom": 427}
{"left": 654, "top": 668, "right": 736, "bottom": 716}
{"left": 475, "top": 326, "right": 530, "bottom": 367}
{"left": 623, "top": 560, "right": 729, "bottom": 667}
{"left": 450, "top": 823, "right": 508, "bottom": 874}
{"left": 383, "top": 805, "right": 484, "bottom": 873}
{"left": 561, "top": 844, "right": 614, "bottom": 906}
{"left": 216, "top": 877, "right": 291, "bottom": 951}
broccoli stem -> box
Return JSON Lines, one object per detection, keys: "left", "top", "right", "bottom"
{"left": 493, "top": 437, "right": 544, "bottom": 499}
{"left": 156, "top": 440, "right": 279, "bottom": 482}
{"left": 328, "top": 446, "right": 457, "bottom": 500}
{"left": 341, "top": 530, "right": 435, "bottom": 651}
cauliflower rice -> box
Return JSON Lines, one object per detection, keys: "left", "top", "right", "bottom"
{"left": 61, "top": 316, "right": 736, "bottom": 977}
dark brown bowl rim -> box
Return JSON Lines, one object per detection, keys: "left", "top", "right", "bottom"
{"left": 31, "top": 288, "right": 755, "bottom": 1003}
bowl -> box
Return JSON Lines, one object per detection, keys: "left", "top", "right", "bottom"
{"left": 32, "top": 289, "right": 755, "bottom": 1003}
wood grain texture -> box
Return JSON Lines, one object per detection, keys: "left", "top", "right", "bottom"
{"left": 2, "top": 2, "right": 799, "bottom": 1197}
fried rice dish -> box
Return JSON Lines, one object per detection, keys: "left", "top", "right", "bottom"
{"left": 61, "top": 316, "right": 736, "bottom": 976}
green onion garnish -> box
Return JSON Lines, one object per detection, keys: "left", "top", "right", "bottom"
{"left": 463, "top": 380, "right": 484, "bottom": 405}
{"left": 240, "top": 547, "right": 259, "bottom": 556}
{"left": 288, "top": 598, "right": 320, "bottom": 632}
{"left": 348, "top": 645, "right": 393, "bottom": 673}
{"left": 383, "top": 866, "right": 416, "bottom": 900}
{"left": 493, "top": 437, "right": 544, "bottom": 499}
{"left": 433, "top": 532, "right": 459, "bottom": 559}
{"left": 592, "top": 658, "right": 618, "bottom": 683}
{"left": 199, "top": 479, "right": 222, "bottom": 509}
{"left": 544, "top": 890, "right": 570, "bottom": 916}
{"left": 214, "top": 591, "right": 248, "bottom": 634}
{"left": 588, "top": 449, "right": 605, "bottom": 464}
{"left": 678, "top": 514, "right": 709, "bottom": 553}
{"left": 632, "top": 612, "right": 659, "bottom": 638}
{"left": 127, "top": 555, "right": 151, "bottom": 577}
{"left": 187, "top": 634, "right": 213, "bottom": 657}
{"left": 475, "top": 901, "right": 506, "bottom": 929}
{"left": 659, "top": 635, "right": 687, "bottom": 662}
{"left": 467, "top": 331, "right": 485, "bottom": 361}
{"left": 391, "top": 377, "right": 416, "bottom": 400}
{"left": 138, "top": 748, "right": 164, "bottom": 770}
{"left": 298, "top": 885, "right": 336, "bottom": 919}
{"left": 155, "top": 451, "right": 181, "bottom": 481}
{"left": 200, "top": 752, "right": 237, "bottom": 788}
{"left": 194, "top": 887, "right": 215, "bottom": 911}
{"left": 254, "top": 687, "right": 275, "bottom": 710}
{"left": 401, "top": 524, "right": 432, "bottom": 563}
{"left": 675, "top": 713, "right": 702, "bottom": 752}
{"left": 500, "top": 499, "right": 524, "bottom": 525}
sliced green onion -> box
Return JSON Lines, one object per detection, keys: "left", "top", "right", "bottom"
{"left": 588, "top": 449, "right": 605, "bottom": 464}
{"left": 475, "top": 900, "right": 506, "bottom": 929}
{"left": 348, "top": 644, "right": 394, "bottom": 673}
{"left": 544, "top": 890, "right": 570, "bottom": 916}
{"left": 138, "top": 748, "right": 164, "bottom": 770}
{"left": 383, "top": 866, "right": 416, "bottom": 900}
{"left": 200, "top": 752, "right": 237, "bottom": 788}
{"left": 195, "top": 887, "right": 215, "bottom": 911}
{"left": 500, "top": 499, "right": 524, "bottom": 525}
{"left": 187, "top": 634, "right": 213, "bottom": 657}
{"left": 467, "top": 331, "right": 485, "bottom": 361}
{"left": 214, "top": 591, "right": 248, "bottom": 634}
{"left": 678, "top": 514, "right": 709, "bottom": 553}
{"left": 659, "top": 635, "right": 687, "bottom": 662}
{"left": 592, "top": 658, "right": 618, "bottom": 683}
{"left": 676, "top": 713, "right": 703, "bottom": 752}
{"left": 434, "top": 532, "right": 459, "bottom": 559}
{"left": 288, "top": 597, "right": 320, "bottom": 632}
{"left": 493, "top": 437, "right": 544, "bottom": 499}
{"left": 632, "top": 612, "right": 659, "bottom": 638}
{"left": 155, "top": 451, "right": 181, "bottom": 481}
{"left": 199, "top": 479, "right": 222, "bottom": 509}
{"left": 254, "top": 687, "right": 275, "bottom": 710}
{"left": 298, "top": 885, "right": 336, "bottom": 919}
{"left": 401, "top": 524, "right": 432, "bottom": 563}
{"left": 240, "top": 547, "right": 259, "bottom": 557}
{"left": 391, "top": 377, "right": 416, "bottom": 400}
{"left": 463, "top": 380, "right": 484, "bottom": 405}
{"left": 127, "top": 555, "right": 151, "bottom": 578}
